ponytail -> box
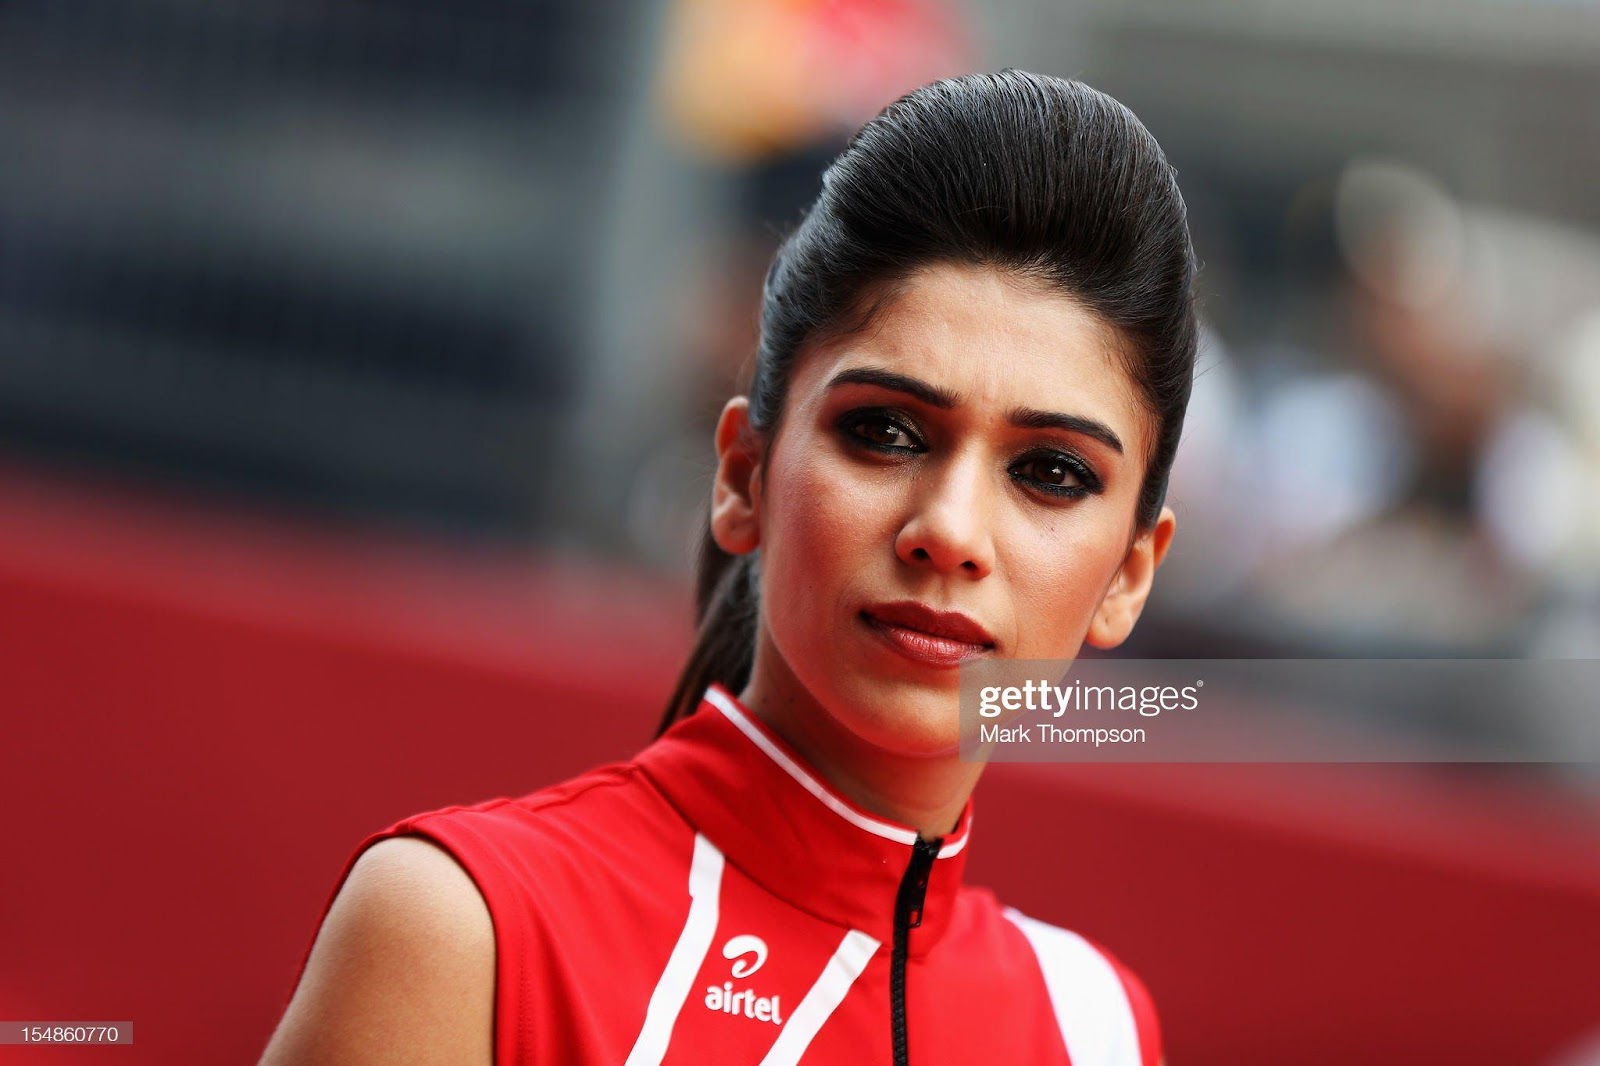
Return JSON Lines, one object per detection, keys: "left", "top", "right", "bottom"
{"left": 657, "top": 520, "right": 759, "bottom": 736}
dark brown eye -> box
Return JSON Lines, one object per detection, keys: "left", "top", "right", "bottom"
{"left": 1011, "top": 451, "right": 1099, "bottom": 499}
{"left": 1022, "top": 455, "right": 1077, "bottom": 487}
{"left": 843, "top": 412, "right": 922, "bottom": 452}
{"left": 858, "top": 418, "right": 910, "bottom": 447}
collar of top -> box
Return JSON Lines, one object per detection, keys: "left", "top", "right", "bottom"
{"left": 635, "top": 682, "right": 974, "bottom": 958}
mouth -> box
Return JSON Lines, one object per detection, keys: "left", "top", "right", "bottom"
{"left": 858, "top": 601, "right": 996, "bottom": 669}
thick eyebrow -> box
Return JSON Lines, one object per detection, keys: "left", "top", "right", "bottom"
{"left": 825, "top": 366, "right": 1125, "bottom": 455}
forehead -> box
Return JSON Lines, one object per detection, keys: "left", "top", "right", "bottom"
{"left": 797, "top": 262, "right": 1149, "bottom": 450}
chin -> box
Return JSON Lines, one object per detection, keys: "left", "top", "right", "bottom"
{"left": 830, "top": 677, "right": 964, "bottom": 759}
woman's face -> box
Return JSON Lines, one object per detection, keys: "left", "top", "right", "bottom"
{"left": 713, "top": 261, "right": 1174, "bottom": 758}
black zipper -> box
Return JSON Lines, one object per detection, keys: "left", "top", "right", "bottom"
{"left": 890, "top": 834, "right": 942, "bottom": 1066}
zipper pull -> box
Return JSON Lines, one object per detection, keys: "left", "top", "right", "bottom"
{"left": 904, "top": 835, "right": 942, "bottom": 929}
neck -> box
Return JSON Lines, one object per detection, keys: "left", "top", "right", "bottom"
{"left": 737, "top": 645, "right": 984, "bottom": 842}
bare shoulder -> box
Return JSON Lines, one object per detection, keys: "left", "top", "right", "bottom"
{"left": 259, "top": 836, "right": 496, "bottom": 1065}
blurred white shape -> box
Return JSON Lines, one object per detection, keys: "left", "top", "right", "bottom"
{"left": 1547, "top": 308, "right": 1600, "bottom": 449}
{"left": 1335, "top": 158, "right": 1464, "bottom": 310}
{"left": 1161, "top": 322, "right": 1265, "bottom": 603}
{"left": 1463, "top": 208, "right": 1600, "bottom": 370}
{"left": 1476, "top": 407, "right": 1590, "bottom": 579}
{"left": 1545, "top": 1025, "right": 1600, "bottom": 1066}
{"left": 1253, "top": 371, "right": 1413, "bottom": 551}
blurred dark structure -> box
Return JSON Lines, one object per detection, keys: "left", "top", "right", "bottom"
{"left": 0, "top": 0, "right": 639, "bottom": 535}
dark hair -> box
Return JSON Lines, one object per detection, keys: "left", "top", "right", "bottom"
{"left": 658, "top": 69, "right": 1199, "bottom": 734}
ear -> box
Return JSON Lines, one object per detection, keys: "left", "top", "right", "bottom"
{"left": 710, "top": 396, "right": 764, "bottom": 556}
{"left": 1085, "top": 505, "right": 1177, "bottom": 650}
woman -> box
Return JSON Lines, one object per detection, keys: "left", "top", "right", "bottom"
{"left": 263, "top": 69, "right": 1193, "bottom": 1065}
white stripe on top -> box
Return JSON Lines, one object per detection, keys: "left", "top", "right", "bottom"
{"left": 1001, "top": 907, "right": 1141, "bottom": 1066}
{"left": 624, "top": 833, "right": 725, "bottom": 1066}
{"left": 703, "top": 684, "right": 971, "bottom": 859}
{"left": 760, "top": 928, "right": 880, "bottom": 1066}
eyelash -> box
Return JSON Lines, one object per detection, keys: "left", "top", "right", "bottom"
{"left": 837, "top": 408, "right": 1103, "bottom": 499}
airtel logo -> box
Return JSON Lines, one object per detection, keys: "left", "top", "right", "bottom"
{"left": 722, "top": 934, "right": 767, "bottom": 978}
{"left": 704, "top": 934, "right": 782, "bottom": 1025}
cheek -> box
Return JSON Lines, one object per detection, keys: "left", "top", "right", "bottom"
{"left": 1004, "top": 511, "right": 1130, "bottom": 653}
{"left": 761, "top": 447, "right": 877, "bottom": 611}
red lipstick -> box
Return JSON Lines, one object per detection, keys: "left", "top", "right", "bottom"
{"left": 859, "top": 601, "right": 996, "bottom": 668}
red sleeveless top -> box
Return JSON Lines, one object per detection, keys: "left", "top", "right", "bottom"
{"left": 290, "top": 683, "right": 1162, "bottom": 1065}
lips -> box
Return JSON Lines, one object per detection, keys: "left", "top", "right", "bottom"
{"left": 859, "top": 601, "right": 996, "bottom": 668}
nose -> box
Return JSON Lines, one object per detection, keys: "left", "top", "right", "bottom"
{"left": 894, "top": 451, "right": 996, "bottom": 579}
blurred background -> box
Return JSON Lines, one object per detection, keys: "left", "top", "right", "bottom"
{"left": 2, "top": 0, "right": 1598, "bottom": 1063}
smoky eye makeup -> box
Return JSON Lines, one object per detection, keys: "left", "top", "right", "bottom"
{"left": 836, "top": 404, "right": 1107, "bottom": 502}
{"left": 835, "top": 407, "right": 926, "bottom": 454}
{"left": 1008, "top": 448, "right": 1103, "bottom": 499}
